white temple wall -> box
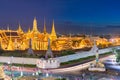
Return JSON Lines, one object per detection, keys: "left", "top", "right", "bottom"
{"left": 0, "top": 46, "right": 119, "bottom": 64}
{"left": 56, "top": 46, "right": 119, "bottom": 63}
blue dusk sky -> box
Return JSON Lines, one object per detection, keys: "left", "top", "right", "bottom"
{"left": 0, "top": 0, "right": 120, "bottom": 34}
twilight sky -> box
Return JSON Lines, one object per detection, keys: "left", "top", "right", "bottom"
{"left": 0, "top": 0, "right": 120, "bottom": 34}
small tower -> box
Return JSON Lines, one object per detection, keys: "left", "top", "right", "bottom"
{"left": 43, "top": 18, "right": 47, "bottom": 34}
{"left": 27, "top": 27, "right": 31, "bottom": 33}
{"left": 94, "top": 41, "right": 99, "bottom": 62}
{"left": 7, "top": 30, "right": 14, "bottom": 51}
{"left": 90, "top": 40, "right": 99, "bottom": 62}
{"left": 90, "top": 40, "right": 98, "bottom": 53}
{"left": 45, "top": 38, "right": 53, "bottom": 59}
{"left": 88, "top": 40, "right": 106, "bottom": 71}
{"left": 32, "top": 17, "right": 39, "bottom": 33}
{"left": 27, "top": 39, "right": 34, "bottom": 54}
{"left": 17, "top": 23, "right": 24, "bottom": 33}
{"left": 50, "top": 20, "right": 57, "bottom": 40}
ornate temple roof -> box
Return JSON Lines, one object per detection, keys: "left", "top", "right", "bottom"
{"left": 5, "top": 31, "right": 19, "bottom": 37}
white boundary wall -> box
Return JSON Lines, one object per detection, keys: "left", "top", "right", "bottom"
{"left": 57, "top": 47, "right": 113, "bottom": 63}
{"left": 0, "top": 46, "right": 119, "bottom": 64}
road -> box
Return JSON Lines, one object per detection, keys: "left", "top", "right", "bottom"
{"left": 3, "top": 55, "right": 115, "bottom": 75}
{"left": 0, "top": 46, "right": 118, "bottom": 65}
{"left": 45, "top": 55, "right": 115, "bottom": 73}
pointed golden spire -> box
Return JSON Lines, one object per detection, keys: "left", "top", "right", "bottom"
{"left": 32, "top": 17, "right": 39, "bottom": 33}
{"left": 51, "top": 20, "right": 57, "bottom": 40}
{"left": 27, "top": 27, "right": 31, "bottom": 33}
{"left": 18, "top": 23, "right": 23, "bottom": 33}
{"left": 43, "top": 18, "right": 47, "bottom": 34}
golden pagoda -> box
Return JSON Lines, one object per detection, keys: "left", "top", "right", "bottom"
{"left": 50, "top": 20, "right": 57, "bottom": 40}
{"left": 43, "top": 18, "right": 47, "bottom": 34}
{"left": 31, "top": 17, "right": 40, "bottom": 34}
{"left": 17, "top": 23, "right": 24, "bottom": 34}
{"left": 27, "top": 27, "right": 31, "bottom": 33}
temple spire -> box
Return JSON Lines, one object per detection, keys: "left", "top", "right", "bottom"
{"left": 51, "top": 20, "right": 57, "bottom": 40}
{"left": 27, "top": 27, "right": 31, "bottom": 33}
{"left": 7, "top": 28, "right": 14, "bottom": 51}
{"left": 32, "top": 17, "right": 39, "bottom": 33}
{"left": 18, "top": 23, "right": 23, "bottom": 33}
{"left": 43, "top": 18, "right": 47, "bottom": 34}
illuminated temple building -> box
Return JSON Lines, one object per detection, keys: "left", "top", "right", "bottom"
{"left": 0, "top": 18, "right": 57, "bottom": 51}
{"left": 0, "top": 18, "right": 119, "bottom": 51}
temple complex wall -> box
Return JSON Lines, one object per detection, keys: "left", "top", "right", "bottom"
{"left": 0, "top": 46, "right": 119, "bottom": 65}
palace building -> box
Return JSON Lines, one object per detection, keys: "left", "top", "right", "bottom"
{"left": 0, "top": 18, "right": 116, "bottom": 51}
{"left": 0, "top": 18, "right": 57, "bottom": 51}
